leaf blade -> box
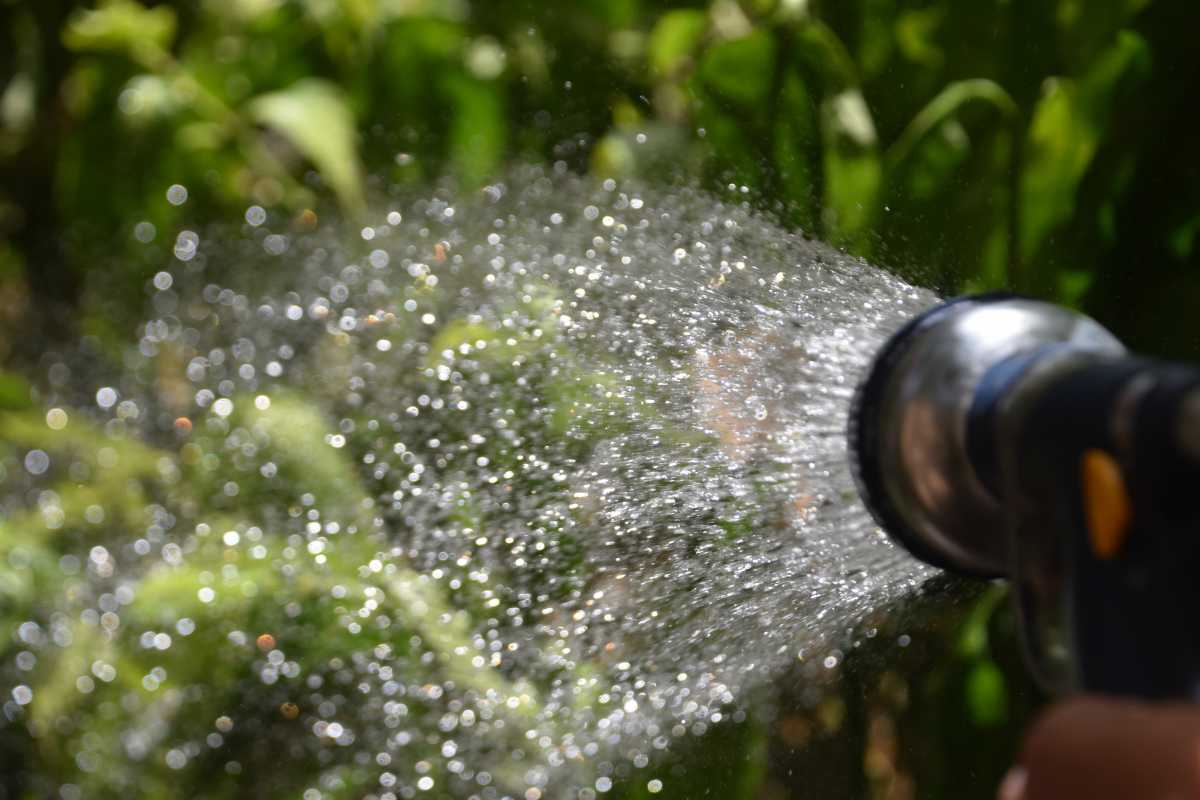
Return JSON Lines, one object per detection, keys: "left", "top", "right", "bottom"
{"left": 248, "top": 78, "right": 366, "bottom": 213}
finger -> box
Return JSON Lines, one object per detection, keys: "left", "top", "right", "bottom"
{"left": 997, "top": 766, "right": 1026, "bottom": 800}
{"left": 1013, "top": 697, "right": 1200, "bottom": 800}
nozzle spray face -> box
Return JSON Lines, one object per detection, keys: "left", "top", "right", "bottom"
{"left": 848, "top": 295, "right": 1126, "bottom": 577}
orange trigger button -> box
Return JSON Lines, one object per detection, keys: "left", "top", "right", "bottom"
{"left": 1080, "top": 448, "right": 1133, "bottom": 560}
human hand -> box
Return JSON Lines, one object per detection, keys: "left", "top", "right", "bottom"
{"left": 999, "top": 697, "right": 1200, "bottom": 799}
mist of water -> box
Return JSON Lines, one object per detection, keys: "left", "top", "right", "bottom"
{"left": 2, "top": 166, "right": 939, "bottom": 798}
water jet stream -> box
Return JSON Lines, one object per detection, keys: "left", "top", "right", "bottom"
{"left": 2, "top": 167, "right": 943, "bottom": 798}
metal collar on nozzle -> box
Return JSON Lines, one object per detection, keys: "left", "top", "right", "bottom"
{"left": 848, "top": 293, "right": 1126, "bottom": 578}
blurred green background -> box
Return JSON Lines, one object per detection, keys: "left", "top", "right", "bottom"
{"left": 4, "top": 0, "right": 1200, "bottom": 360}
{"left": 1, "top": 0, "right": 1196, "bottom": 797}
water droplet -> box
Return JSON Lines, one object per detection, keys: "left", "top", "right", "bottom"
{"left": 23, "top": 450, "right": 49, "bottom": 476}
{"left": 134, "top": 221, "right": 157, "bottom": 243}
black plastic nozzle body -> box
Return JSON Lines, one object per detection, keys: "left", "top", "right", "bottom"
{"left": 850, "top": 294, "right": 1200, "bottom": 699}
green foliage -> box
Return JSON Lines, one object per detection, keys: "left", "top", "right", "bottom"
{"left": 63, "top": 0, "right": 177, "bottom": 68}
{"left": 7, "top": 0, "right": 1196, "bottom": 347}
{"left": 0, "top": 373, "right": 31, "bottom": 410}
{"left": 0, "top": 391, "right": 555, "bottom": 796}
{"left": 2, "top": 0, "right": 1198, "bottom": 796}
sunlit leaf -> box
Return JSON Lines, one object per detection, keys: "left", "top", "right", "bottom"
{"left": 210, "top": 0, "right": 285, "bottom": 22}
{"left": 62, "top": 0, "right": 177, "bottom": 68}
{"left": 0, "top": 72, "right": 35, "bottom": 137}
{"left": 249, "top": 79, "right": 366, "bottom": 213}
{"left": 966, "top": 660, "right": 1008, "bottom": 726}
{"left": 116, "top": 74, "right": 179, "bottom": 126}
{"left": 827, "top": 89, "right": 877, "bottom": 147}
{"left": 1020, "top": 31, "right": 1150, "bottom": 263}
{"left": 648, "top": 9, "right": 709, "bottom": 79}
{"left": 339, "top": 0, "right": 379, "bottom": 31}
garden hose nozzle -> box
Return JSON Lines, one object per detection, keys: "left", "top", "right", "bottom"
{"left": 849, "top": 294, "right": 1200, "bottom": 699}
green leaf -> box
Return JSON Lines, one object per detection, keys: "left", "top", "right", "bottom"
{"left": 885, "top": 79, "right": 1018, "bottom": 177}
{"left": 956, "top": 584, "right": 1006, "bottom": 658}
{"left": 697, "top": 30, "right": 775, "bottom": 107}
{"left": 822, "top": 89, "right": 881, "bottom": 249}
{"left": 116, "top": 74, "right": 179, "bottom": 126}
{"left": 792, "top": 20, "right": 861, "bottom": 94}
{"left": 443, "top": 74, "right": 506, "bottom": 186}
{"left": 229, "top": 0, "right": 286, "bottom": 22}
{"left": 249, "top": 79, "right": 366, "bottom": 213}
{"left": 1019, "top": 79, "right": 1092, "bottom": 261}
{"left": 62, "top": 0, "right": 176, "bottom": 68}
{"left": 648, "top": 10, "right": 709, "bottom": 79}
{"left": 966, "top": 660, "right": 1009, "bottom": 726}
{"left": 823, "top": 141, "right": 881, "bottom": 249}
{"left": 1020, "top": 31, "right": 1150, "bottom": 264}
{"left": 772, "top": 72, "right": 822, "bottom": 232}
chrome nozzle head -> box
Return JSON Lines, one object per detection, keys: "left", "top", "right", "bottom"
{"left": 848, "top": 294, "right": 1125, "bottom": 577}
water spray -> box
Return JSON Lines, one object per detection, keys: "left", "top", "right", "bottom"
{"left": 850, "top": 294, "right": 1200, "bottom": 698}
{"left": 6, "top": 172, "right": 1034, "bottom": 794}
